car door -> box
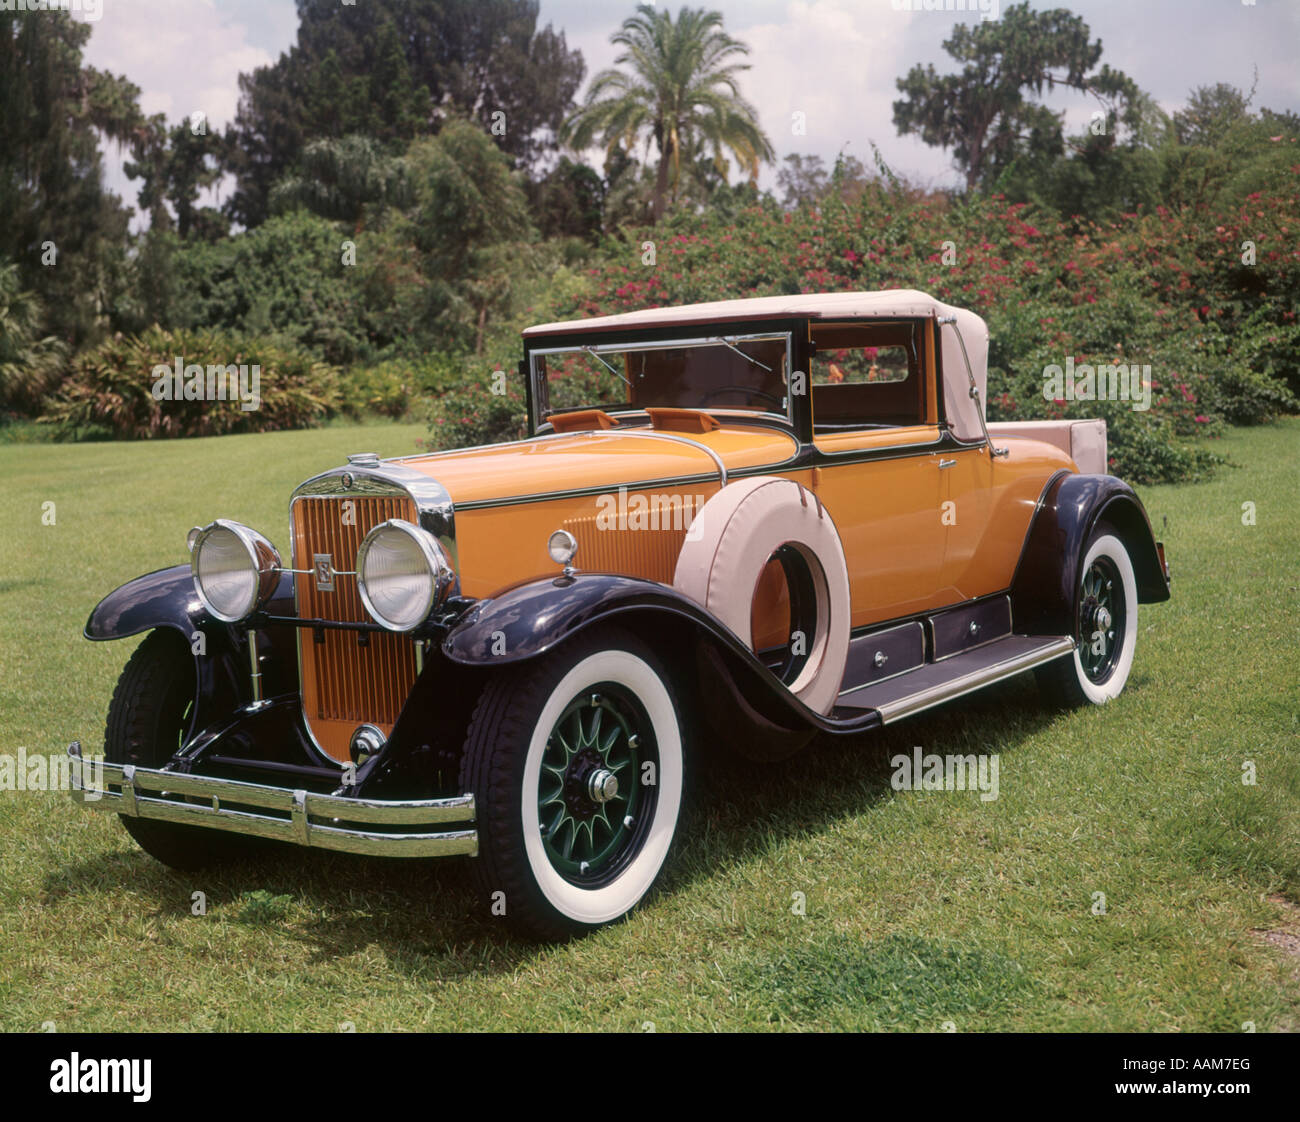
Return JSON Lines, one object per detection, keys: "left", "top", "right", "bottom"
{"left": 806, "top": 321, "right": 948, "bottom": 628}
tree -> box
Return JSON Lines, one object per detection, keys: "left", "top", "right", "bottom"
{"left": 226, "top": 1, "right": 583, "bottom": 227}
{"left": 530, "top": 158, "right": 607, "bottom": 240}
{"left": 125, "top": 117, "right": 226, "bottom": 239}
{"left": 402, "top": 120, "right": 535, "bottom": 354}
{"left": 269, "top": 136, "right": 412, "bottom": 225}
{"left": 561, "top": 4, "right": 773, "bottom": 222}
{"left": 0, "top": 11, "right": 141, "bottom": 342}
{"left": 777, "top": 154, "right": 829, "bottom": 208}
{"left": 0, "top": 263, "right": 66, "bottom": 416}
{"left": 893, "top": 3, "right": 1136, "bottom": 192}
{"left": 1173, "top": 81, "right": 1254, "bottom": 148}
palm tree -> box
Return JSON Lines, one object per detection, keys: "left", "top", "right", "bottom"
{"left": 561, "top": 5, "right": 773, "bottom": 222}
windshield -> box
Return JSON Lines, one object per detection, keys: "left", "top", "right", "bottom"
{"left": 532, "top": 333, "right": 791, "bottom": 425}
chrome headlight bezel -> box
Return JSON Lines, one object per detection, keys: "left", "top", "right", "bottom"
{"left": 190, "top": 518, "right": 282, "bottom": 623}
{"left": 355, "top": 518, "right": 455, "bottom": 633}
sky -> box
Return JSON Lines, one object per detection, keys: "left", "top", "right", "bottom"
{"left": 74, "top": 0, "right": 1300, "bottom": 223}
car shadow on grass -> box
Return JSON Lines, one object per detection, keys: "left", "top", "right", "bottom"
{"left": 43, "top": 672, "right": 1081, "bottom": 971}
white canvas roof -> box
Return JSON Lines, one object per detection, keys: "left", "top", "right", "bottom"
{"left": 523, "top": 289, "right": 990, "bottom": 442}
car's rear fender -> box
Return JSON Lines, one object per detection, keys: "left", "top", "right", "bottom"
{"left": 1011, "top": 472, "right": 1171, "bottom": 637}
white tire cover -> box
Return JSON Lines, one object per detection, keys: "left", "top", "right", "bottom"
{"left": 673, "top": 476, "right": 851, "bottom": 714}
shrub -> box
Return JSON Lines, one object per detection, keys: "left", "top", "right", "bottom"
{"left": 340, "top": 352, "right": 472, "bottom": 419}
{"left": 424, "top": 373, "right": 527, "bottom": 450}
{"left": 43, "top": 326, "right": 339, "bottom": 440}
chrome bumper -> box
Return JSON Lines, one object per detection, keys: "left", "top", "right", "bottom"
{"left": 67, "top": 743, "right": 477, "bottom": 858}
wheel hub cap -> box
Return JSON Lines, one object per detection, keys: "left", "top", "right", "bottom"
{"left": 586, "top": 768, "right": 618, "bottom": 803}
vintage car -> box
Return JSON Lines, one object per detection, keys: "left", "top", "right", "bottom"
{"left": 69, "top": 290, "right": 1170, "bottom": 940}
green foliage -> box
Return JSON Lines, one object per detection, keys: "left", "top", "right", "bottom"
{"left": 125, "top": 115, "right": 226, "bottom": 239}
{"left": 338, "top": 352, "right": 464, "bottom": 419}
{"left": 43, "top": 326, "right": 338, "bottom": 440}
{"left": 270, "top": 135, "right": 412, "bottom": 223}
{"left": 0, "top": 263, "right": 66, "bottom": 416}
{"left": 166, "top": 212, "right": 375, "bottom": 365}
{"left": 425, "top": 369, "right": 528, "bottom": 450}
{"left": 0, "top": 11, "right": 139, "bottom": 344}
{"left": 226, "top": 0, "right": 583, "bottom": 226}
{"left": 399, "top": 120, "right": 537, "bottom": 354}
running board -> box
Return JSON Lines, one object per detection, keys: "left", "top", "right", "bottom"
{"left": 836, "top": 635, "right": 1075, "bottom": 723}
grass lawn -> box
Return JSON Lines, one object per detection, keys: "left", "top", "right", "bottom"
{"left": 0, "top": 418, "right": 1296, "bottom": 1032}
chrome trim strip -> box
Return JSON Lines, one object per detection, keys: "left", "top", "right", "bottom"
{"left": 875, "top": 637, "right": 1074, "bottom": 724}
{"left": 68, "top": 744, "right": 478, "bottom": 858}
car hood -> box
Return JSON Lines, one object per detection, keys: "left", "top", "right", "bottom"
{"left": 392, "top": 424, "right": 800, "bottom": 506}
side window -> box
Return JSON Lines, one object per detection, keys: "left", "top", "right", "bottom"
{"left": 809, "top": 322, "right": 925, "bottom": 432}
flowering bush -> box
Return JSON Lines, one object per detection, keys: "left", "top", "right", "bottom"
{"left": 506, "top": 167, "right": 1299, "bottom": 483}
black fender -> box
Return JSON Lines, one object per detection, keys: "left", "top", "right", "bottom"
{"left": 1011, "top": 473, "right": 1170, "bottom": 637}
{"left": 85, "top": 565, "right": 299, "bottom": 740}
{"left": 441, "top": 573, "right": 881, "bottom": 747}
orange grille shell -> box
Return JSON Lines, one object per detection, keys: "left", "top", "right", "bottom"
{"left": 291, "top": 494, "right": 419, "bottom": 763}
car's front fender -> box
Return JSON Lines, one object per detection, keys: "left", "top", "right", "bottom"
{"left": 85, "top": 565, "right": 299, "bottom": 739}
{"left": 440, "top": 573, "right": 881, "bottom": 744}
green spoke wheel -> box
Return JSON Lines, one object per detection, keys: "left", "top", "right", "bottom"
{"left": 537, "top": 687, "right": 656, "bottom": 884}
{"left": 461, "top": 626, "right": 684, "bottom": 941}
{"left": 1036, "top": 525, "right": 1139, "bottom": 708}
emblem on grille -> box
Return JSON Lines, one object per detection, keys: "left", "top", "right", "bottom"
{"left": 313, "top": 553, "right": 335, "bottom": 591}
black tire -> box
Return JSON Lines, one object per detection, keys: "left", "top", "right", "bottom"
{"left": 1035, "top": 523, "right": 1139, "bottom": 709}
{"left": 459, "top": 627, "right": 686, "bottom": 941}
{"left": 104, "top": 630, "right": 256, "bottom": 869}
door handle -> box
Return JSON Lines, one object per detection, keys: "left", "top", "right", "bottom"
{"left": 938, "top": 458, "right": 957, "bottom": 469}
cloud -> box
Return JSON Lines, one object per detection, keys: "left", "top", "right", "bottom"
{"left": 81, "top": 0, "right": 279, "bottom": 128}
{"left": 738, "top": 0, "right": 956, "bottom": 187}
{"left": 78, "top": 0, "right": 296, "bottom": 225}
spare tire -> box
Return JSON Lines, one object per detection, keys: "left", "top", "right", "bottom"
{"left": 673, "top": 476, "right": 851, "bottom": 714}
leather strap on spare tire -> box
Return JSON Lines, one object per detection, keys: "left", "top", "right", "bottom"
{"left": 673, "top": 476, "right": 851, "bottom": 715}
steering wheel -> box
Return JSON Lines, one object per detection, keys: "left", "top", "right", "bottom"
{"left": 699, "top": 386, "right": 784, "bottom": 409}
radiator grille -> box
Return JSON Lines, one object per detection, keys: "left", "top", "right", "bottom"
{"left": 562, "top": 495, "right": 703, "bottom": 584}
{"left": 291, "top": 494, "right": 418, "bottom": 762}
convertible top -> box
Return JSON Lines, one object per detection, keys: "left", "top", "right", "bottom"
{"left": 523, "top": 289, "right": 990, "bottom": 442}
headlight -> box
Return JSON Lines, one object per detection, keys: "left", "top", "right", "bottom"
{"left": 190, "top": 519, "right": 281, "bottom": 623}
{"left": 356, "top": 519, "right": 454, "bottom": 632}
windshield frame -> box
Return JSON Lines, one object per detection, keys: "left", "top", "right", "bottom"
{"left": 527, "top": 329, "right": 795, "bottom": 433}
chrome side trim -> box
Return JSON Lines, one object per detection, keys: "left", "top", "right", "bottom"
{"left": 68, "top": 744, "right": 478, "bottom": 859}
{"left": 875, "top": 637, "right": 1075, "bottom": 723}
